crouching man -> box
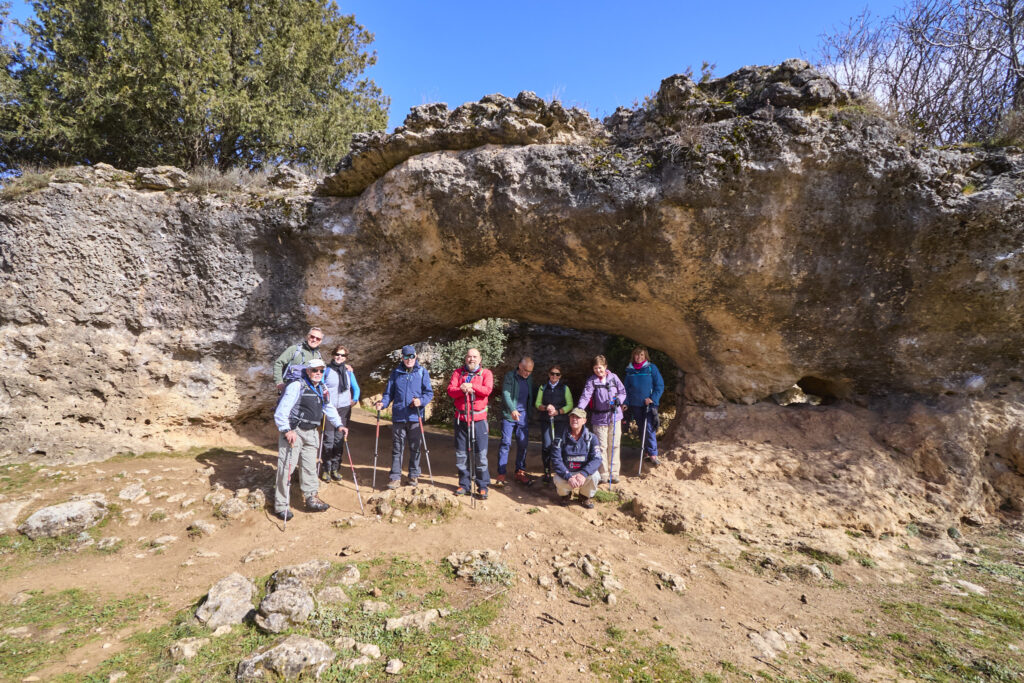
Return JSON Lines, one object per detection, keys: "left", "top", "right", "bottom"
{"left": 552, "top": 407, "right": 602, "bottom": 509}
{"left": 273, "top": 358, "right": 347, "bottom": 521}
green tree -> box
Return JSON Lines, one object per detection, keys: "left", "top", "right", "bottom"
{"left": 4, "top": 0, "right": 388, "bottom": 171}
{"left": 0, "top": 2, "right": 19, "bottom": 173}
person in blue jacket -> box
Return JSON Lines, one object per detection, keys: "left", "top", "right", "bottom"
{"left": 375, "top": 345, "right": 434, "bottom": 489}
{"left": 623, "top": 346, "right": 664, "bottom": 466}
{"left": 551, "top": 408, "right": 603, "bottom": 509}
{"left": 321, "top": 344, "right": 361, "bottom": 482}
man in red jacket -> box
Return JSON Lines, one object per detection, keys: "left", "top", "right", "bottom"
{"left": 447, "top": 347, "right": 493, "bottom": 499}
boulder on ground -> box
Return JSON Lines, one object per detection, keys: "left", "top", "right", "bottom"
{"left": 385, "top": 608, "right": 448, "bottom": 631}
{"left": 254, "top": 588, "right": 315, "bottom": 633}
{"left": 268, "top": 559, "right": 332, "bottom": 592}
{"left": 195, "top": 573, "right": 255, "bottom": 630}
{"left": 169, "top": 637, "right": 209, "bottom": 661}
{"left": 236, "top": 634, "right": 334, "bottom": 681}
{"left": 17, "top": 496, "right": 107, "bottom": 540}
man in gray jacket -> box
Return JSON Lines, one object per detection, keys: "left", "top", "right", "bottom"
{"left": 273, "top": 358, "right": 347, "bottom": 521}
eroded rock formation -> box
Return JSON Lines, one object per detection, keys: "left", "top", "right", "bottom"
{"left": 1, "top": 60, "right": 1022, "bottom": 521}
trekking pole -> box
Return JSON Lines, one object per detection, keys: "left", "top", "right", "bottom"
{"left": 372, "top": 410, "right": 381, "bottom": 490}
{"left": 342, "top": 433, "right": 365, "bottom": 515}
{"left": 608, "top": 400, "right": 618, "bottom": 492}
{"left": 467, "top": 393, "right": 476, "bottom": 509}
{"left": 417, "top": 408, "right": 435, "bottom": 486}
{"left": 637, "top": 405, "right": 649, "bottom": 475}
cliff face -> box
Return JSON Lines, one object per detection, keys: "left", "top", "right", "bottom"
{"left": 1, "top": 60, "right": 1022, "bottom": 513}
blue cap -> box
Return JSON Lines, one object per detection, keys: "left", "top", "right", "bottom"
{"left": 401, "top": 345, "right": 416, "bottom": 356}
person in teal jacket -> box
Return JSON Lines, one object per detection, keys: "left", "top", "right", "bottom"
{"left": 623, "top": 346, "right": 664, "bottom": 466}
{"left": 496, "top": 356, "right": 534, "bottom": 486}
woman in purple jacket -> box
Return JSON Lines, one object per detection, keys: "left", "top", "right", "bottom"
{"left": 577, "top": 355, "right": 627, "bottom": 484}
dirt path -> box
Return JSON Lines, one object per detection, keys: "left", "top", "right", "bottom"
{"left": 2, "top": 411, "right": 1021, "bottom": 681}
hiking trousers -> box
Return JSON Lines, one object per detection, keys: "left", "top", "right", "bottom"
{"left": 276, "top": 426, "right": 320, "bottom": 512}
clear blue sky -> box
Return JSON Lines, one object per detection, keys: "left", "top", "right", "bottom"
{"left": 5, "top": 0, "right": 904, "bottom": 131}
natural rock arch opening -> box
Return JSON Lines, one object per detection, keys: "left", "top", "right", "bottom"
{"left": 356, "top": 318, "right": 683, "bottom": 442}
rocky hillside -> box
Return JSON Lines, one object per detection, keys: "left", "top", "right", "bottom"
{"left": 1, "top": 59, "right": 1022, "bottom": 523}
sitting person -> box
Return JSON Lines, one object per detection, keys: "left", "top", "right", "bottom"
{"left": 551, "top": 407, "right": 602, "bottom": 509}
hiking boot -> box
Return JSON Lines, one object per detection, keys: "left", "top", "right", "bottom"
{"left": 493, "top": 474, "right": 506, "bottom": 488}
{"left": 305, "top": 495, "right": 329, "bottom": 512}
{"left": 647, "top": 455, "right": 661, "bottom": 466}
{"left": 408, "top": 477, "right": 418, "bottom": 488}
{"left": 541, "top": 471, "right": 553, "bottom": 484}
{"left": 478, "top": 488, "right": 489, "bottom": 500}
{"left": 560, "top": 494, "right": 572, "bottom": 507}
{"left": 319, "top": 470, "right": 331, "bottom": 482}
{"left": 330, "top": 469, "right": 344, "bottom": 482}
{"left": 387, "top": 479, "right": 401, "bottom": 490}
{"left": 580, "top": 497, "right": 595, "bottom": 509}
{"left": 514, "top": 469, "right": 531, "bottom": 485}
{"left": 454, "top": 486, "right": 468, "bottom": 496}
{"left": 609, "top": 477, "right": 620, "bottom": 485}
{"left": 274, "top": 509, "right": 294, "bottom": 522}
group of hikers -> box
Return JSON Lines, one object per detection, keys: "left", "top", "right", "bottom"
{"left": 271, "top": 327, "right": 665, "bottom": 522}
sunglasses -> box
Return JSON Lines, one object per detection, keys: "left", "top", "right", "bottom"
{"left": 334, "top": 353, "right": 347, "bottom": 358}
{"left": 308, "top": 335, "right": 322, "bottom": 341}
{"left": 549, "top": 372, "right": 561, "bottom": 376}
{"left": 308, "top": 368, "right": 324, "bottom": 373}
{"left": 403, "top": 354, "right": 416, "bottom": 359}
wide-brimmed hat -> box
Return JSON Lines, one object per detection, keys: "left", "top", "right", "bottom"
{"left": 568, "top": 407, "right": 587, "bottom": 419}
{"left": 306, "top": 358, "right": 326, "bottom": 369}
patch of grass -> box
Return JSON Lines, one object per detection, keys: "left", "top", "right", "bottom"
{"left": 147, "top": 510, "right": 167, "bottom": 522}
{"left": 906, "top": 523, "right": 920, "bottom": 537}
{"left": 74, "top": 556, "right": 505, "bottom": 682}
{"left": 848, "top": 551, "right": 877, "bottom": 568}
{"left": 943, "top": 595, "right": 1024, "bottom": 630}
{"left": 526, "top": 507, "right": 540, "bottom": 514}
{"left": 0, "top": 464, "right": 42, "bottom": 493}
{"left": 797, "top": 546, "right": 845, "bottom": 565}
{"left": 590, "top": 639, "right": 698, "bottom": 682}
{"left": 0, "top": 168, "right": 55, "bottom": 200}
{"left": 0, "top": 589, "right": 152, "bottom": 678}
{"left": 594, "top": 489, "right": 623, "bottom": 504}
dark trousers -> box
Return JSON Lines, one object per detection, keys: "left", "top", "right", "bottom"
{"left": 540, "top": 417, "right": 568, "bottom": 473}
{"left": 454, "top": 419, "right": 490, "bottom": 490}
{"left": 624, "top": 405, "right": 658, "bottom": 456}
{"left": 390, "top": 420, "right": 422, "bottom": 481}
{"left": 321, "top": 405, "right": 352, "bottom": 471}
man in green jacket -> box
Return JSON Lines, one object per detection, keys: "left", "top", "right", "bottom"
{"left": 496, "top": 356, "right": 534, "bottom": 486}
{"left": 273, "top": 327, "right": 325, "bottom": 393}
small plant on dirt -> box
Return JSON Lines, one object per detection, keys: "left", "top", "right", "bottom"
{"left": 526, "top": 507, "right": 540, "bottom": 514}
{"left": 148, "top": 510, "right": 167, "bottom": 522}
{"left": 848, "top": 551, "right": 877, "bottom": 568}
{"left": 798, "top": 546, "right": 845, "bottom": 565}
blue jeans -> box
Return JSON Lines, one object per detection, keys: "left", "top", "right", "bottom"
{"left": 455, "top": 419, "right": 490, "bottom": 490}
{"left": 497, "top": 419, "right": 528, "bottom": 474}
{"left": 389, "top": 420, "right": 422, "bottom": 480}
{"left": 625, "top": 405, "right": 658, "bottom": 456}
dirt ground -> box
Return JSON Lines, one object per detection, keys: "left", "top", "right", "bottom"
{"left": 2, "top": 408, "right": 1022, "bottom": 681}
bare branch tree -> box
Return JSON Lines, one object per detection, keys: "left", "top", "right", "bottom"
{"left": 817, "top": 0, "right": 1022, "bottom": 144}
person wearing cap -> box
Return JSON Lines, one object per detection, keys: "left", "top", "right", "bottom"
{"left": 273, "top": 358, "right": 347, "bottom": 520}
{"left": 551, "top": 407, "right": 602, "bottom": 508}
{"left": 375, "top": 345, "right": 434, "bottom": 489}
{"left": 446, "top": 347, "right": 493, "bottom": 499}
{"left": 496, "top": 356, "right": 534, "bottom": 487}
{"left": 273, "top": 327, "right": 325, "bottom": 393}
{"left": 577, "top": 355, "right": 627, "bottom": 484}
